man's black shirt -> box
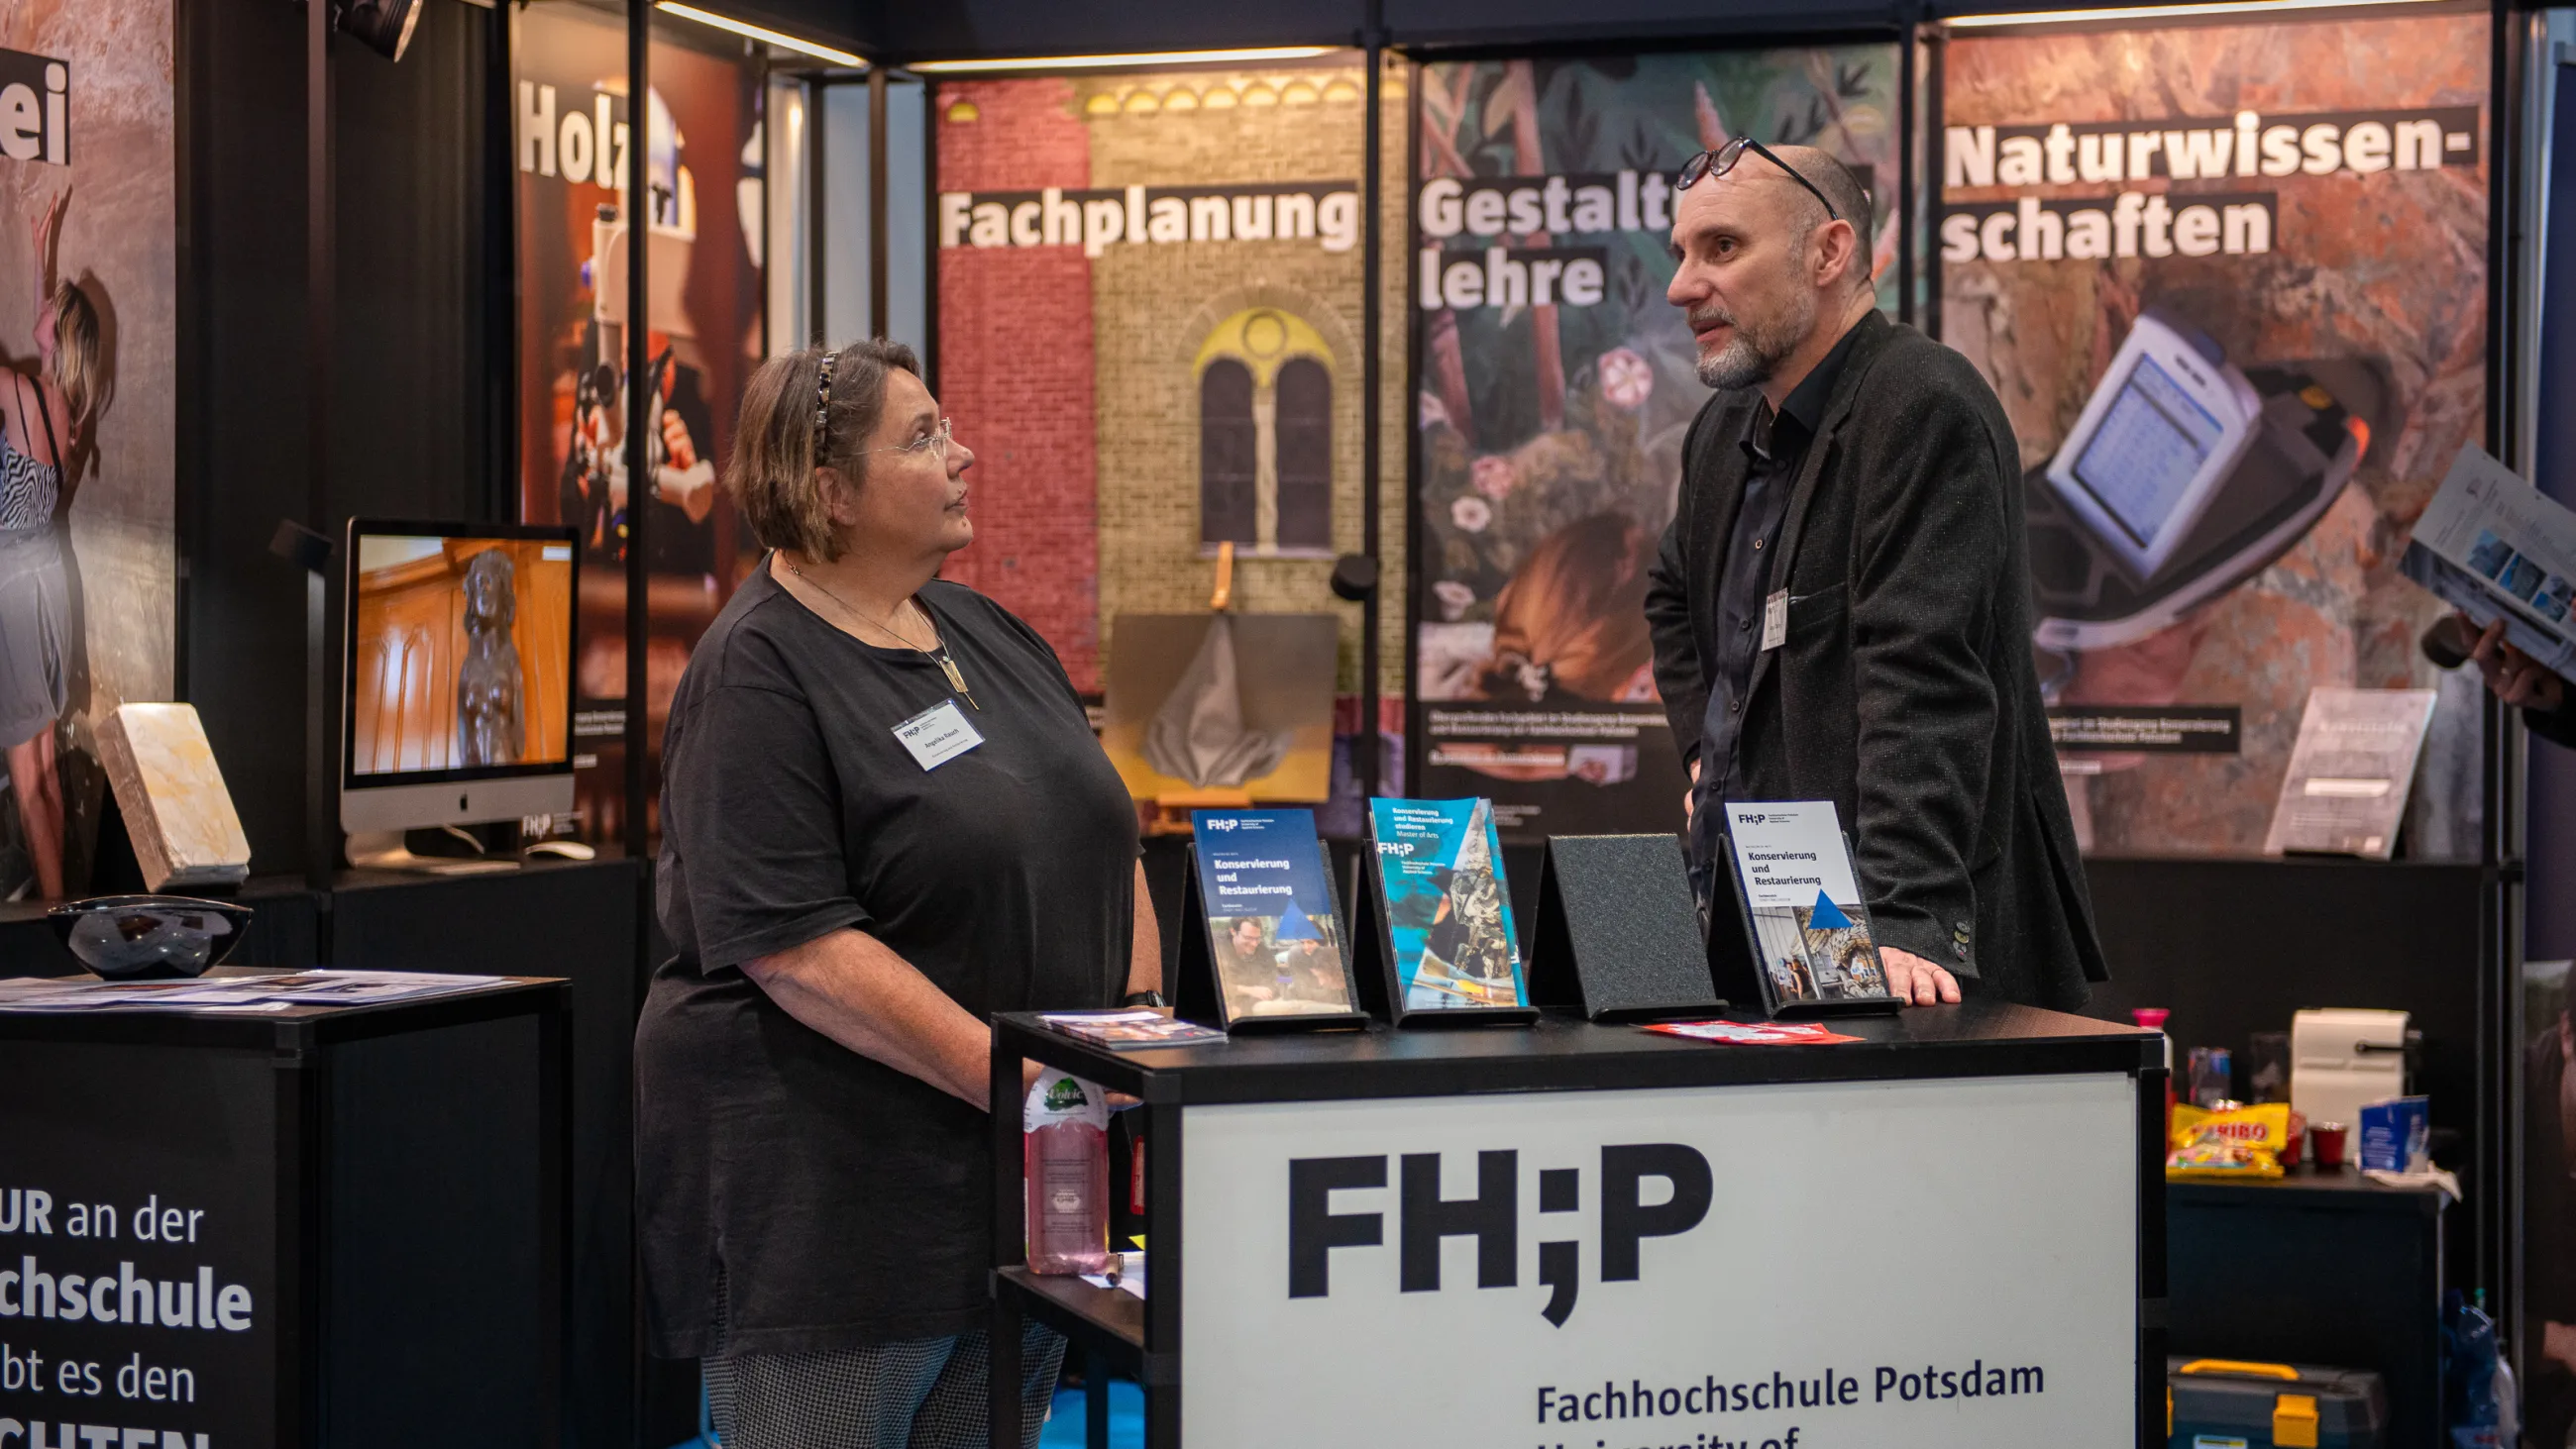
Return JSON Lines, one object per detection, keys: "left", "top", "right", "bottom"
{"left": 1694, "top": 321, "right": 1864, "bottom": 800}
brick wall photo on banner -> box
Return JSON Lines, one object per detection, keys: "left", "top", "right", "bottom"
{"left": 934, "top": 62, "right": 1407, "bottom": 834}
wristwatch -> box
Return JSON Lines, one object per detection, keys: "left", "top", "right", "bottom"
{"left": 1122, "top": 990, "right": 1168, "bottom": 1010}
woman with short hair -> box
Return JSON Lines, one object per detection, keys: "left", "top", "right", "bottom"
{"left": 637, "top": 338, "right": 1159, "bottom": 1448}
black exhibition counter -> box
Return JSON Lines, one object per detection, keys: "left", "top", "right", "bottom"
{"left": 0, "top": 975, "right": 568, "bottom": 1449}
{"left": 990, "top": 1001, "right": 2164, "bottom": 1449}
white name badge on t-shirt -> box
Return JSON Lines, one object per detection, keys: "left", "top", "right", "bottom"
{"left": 1761, "top": 589, "right": 1788, "bottom": 652}
{"left": 894, "top": 698, "right": 985, "bottom": 772}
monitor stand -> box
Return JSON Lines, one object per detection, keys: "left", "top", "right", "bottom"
{"left": 345, "top": 829, "right": 523, "bottom": 877}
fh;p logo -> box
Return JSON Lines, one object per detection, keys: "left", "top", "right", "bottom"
{"left": 1286, "top": 1144, "right": 1712, "bottom": 1327}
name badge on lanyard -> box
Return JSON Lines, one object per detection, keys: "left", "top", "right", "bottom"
{"left": 894, "top": 698, "right": 984, "bottom": 772}
{"left": 1761, "top": 589, "right": 1788, "bottom": 652}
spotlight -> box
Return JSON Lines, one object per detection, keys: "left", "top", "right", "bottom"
{"left": 1330, "top": 554, "right": 1379, "bottom": 603}
{"left": 335, "top": 0, "right": 424, "bottom": 62}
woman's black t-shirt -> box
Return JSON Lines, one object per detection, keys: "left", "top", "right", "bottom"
{"left": 637, "top": 566, "right": 1139, "bottom": 1356}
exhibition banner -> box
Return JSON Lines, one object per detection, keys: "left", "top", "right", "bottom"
{"left": 2529, "top": 48, "right": 2576, "bottom": 1437}
{"left": 1409, "top": 50, "right": 1902, "bottom": 841}
{"left": 932, "top": 63, "right": 1400, "bottom": 833}
{"left": 2524, "top": 956, "right": 2576, "bottom": 1447}
{"left": 0, "top": 1049, "right": 280, "bottom": 1448}
{"left": 0, "top": 5, "right": 176, "bottom": 898}
{"left": 1942, "top": 12, "right": 2491, "bottom": 856}
{"left": 514, "top": 10, "right": 766, "bottom": 845}
{"left": 1180, "top": 1073, "right": 2137, "bottom": 1445}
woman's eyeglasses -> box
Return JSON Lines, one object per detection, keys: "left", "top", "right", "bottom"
{"left": 855, "top": 417, "right": 955, "bottom": 463}
{"left": 1674, "top": 136, "right": 1845, "bottom": 223}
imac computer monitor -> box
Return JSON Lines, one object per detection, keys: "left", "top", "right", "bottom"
{"left": 341, "top": 520, "right": 578, "bottom": 835}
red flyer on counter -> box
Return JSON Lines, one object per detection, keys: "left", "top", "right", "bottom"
{"left": 1643, "top": 1019, "right": 1862, "bottom": 1046}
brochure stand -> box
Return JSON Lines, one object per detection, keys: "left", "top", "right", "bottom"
{"left": 1702, "top": 834, "right": 1776, "bottom": 1013}
{"left": 1351, "top": 834, "right": 1540, "bottom": 1030}
{"left": 1527, "top": 834, "right": 1723, "bottom": 1021}
{"left": 1342, "top": 853, "right": 1396, "bottom": 1022}
{"left": 1709, "top": 831, "right": 1903, "bottom": 1021}
{"left": 1175, "top": 844, "right": 1369, "bottom": 1035}
{"left": 1172, "top": 853, "right": 1226, "bottom": 1027}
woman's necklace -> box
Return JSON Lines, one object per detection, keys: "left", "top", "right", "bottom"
{"left": 786, "top": 563, "right": 981, "bottom": 711}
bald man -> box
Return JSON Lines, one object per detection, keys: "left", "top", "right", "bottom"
{"left": 1643, "top": 142, "right": 2107, "bottom": 1011}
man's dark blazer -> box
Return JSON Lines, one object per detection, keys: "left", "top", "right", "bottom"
{"left": 1645, "top": 309, "right": 2108, "bottom": 1010}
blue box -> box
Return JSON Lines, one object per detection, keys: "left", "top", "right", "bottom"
{"left": 2358, "top": 1095, "right": 2429, "bottom": 1174}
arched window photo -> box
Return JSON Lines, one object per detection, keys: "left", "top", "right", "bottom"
{"left": 1195, "top": 308, "right": 1335, "bottom": 556}
{"left": 1274, "top": 356, "right": 1331, "bottom": 552}
{"left": 1201, "top": 359, "right": 1258, "bottom": 547}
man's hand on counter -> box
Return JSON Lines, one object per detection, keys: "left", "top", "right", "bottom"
{"left": 1881, "top": 947, "right": 1962, "bottom": 1006}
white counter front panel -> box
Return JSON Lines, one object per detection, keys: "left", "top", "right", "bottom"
{"left": 1178, "top": 1071, "right": 2137, "bottom": 1447}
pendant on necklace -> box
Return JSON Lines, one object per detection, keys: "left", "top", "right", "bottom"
{"left": 937, "top": 653, "right": 978, "bottom": 709}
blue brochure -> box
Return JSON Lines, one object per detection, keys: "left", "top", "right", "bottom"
{"left": 1368, "top": 797, "right": 1527, "bottom": 1011}
{"left": 1189, "top": 809, "right": 1360, "bottom": 1023}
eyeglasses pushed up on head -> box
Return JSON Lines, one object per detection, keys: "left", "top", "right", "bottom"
{"left": 1674, "top": 136, "right": 1849, "bottom": 224}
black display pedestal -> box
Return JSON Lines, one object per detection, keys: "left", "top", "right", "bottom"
{"left": 0, "top": 974, "right": 568, "bottom": 1448}
{"left": 1525, "top": 833, "right": 1721, "bottom": 1021}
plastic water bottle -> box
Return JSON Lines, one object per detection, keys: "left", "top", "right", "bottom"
{"left": 2133, "top": 1008, "right": 2176, "bottom": 1141}
{"left": 1024, "top": 1070, "right": 1111, "bottom": 1276}
{"left": 2442, "top": 1289, "right": 2512, "bottom": 1447}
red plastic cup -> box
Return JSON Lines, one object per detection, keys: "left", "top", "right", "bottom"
{"left": 2310, "top": 1122, "right": 2349, "bottom": 1169}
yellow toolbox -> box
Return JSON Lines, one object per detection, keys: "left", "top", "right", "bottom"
{"left": 2166, "top": 1358, "right": 2386, "bottom": 1449}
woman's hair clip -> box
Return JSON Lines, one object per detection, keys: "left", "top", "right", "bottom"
{"left": 811, "top": 348, "right": 839, "bottom": 443}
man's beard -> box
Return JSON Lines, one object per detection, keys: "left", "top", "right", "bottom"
{"left": 1692, "top": 288, "right": 1818, "bottom": 390}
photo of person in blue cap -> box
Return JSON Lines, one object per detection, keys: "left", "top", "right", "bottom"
{"left": 1215, "top": 900, "right": 1358, "bottom": 1018}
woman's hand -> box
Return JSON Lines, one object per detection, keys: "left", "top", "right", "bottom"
{"left": 30, "top": 190, "right": 58, "bottom": 256}
{"left": 31, "top": 189, "right": 64, "bottom": 292}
